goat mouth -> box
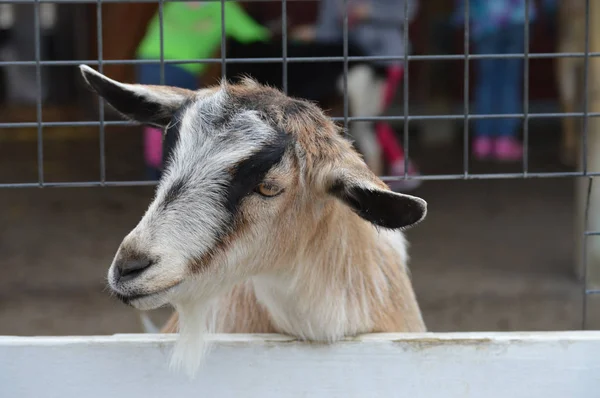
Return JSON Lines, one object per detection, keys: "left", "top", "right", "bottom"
{"left": 112, "top": 282, "right": 182, "bottom": 307}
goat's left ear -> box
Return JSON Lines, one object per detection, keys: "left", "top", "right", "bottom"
{"left": 79, "top": 64, "right": 194, "bottom": 128}
{"left": 329, "top": 175, "right": 427, "bottom": 230}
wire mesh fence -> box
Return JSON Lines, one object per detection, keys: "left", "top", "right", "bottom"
{"left": 0, "top": 0, "right": 597, "bottom": 328}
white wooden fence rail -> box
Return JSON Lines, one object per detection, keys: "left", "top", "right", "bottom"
{"left": 1, "top": 331, "right": 599, "bottom": 398}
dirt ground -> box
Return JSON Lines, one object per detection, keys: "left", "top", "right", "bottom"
{"left": 0, "top": 120, "right": 587, "bottom": 336}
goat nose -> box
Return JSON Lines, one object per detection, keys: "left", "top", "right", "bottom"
{"left": 115, "top": 257, "right": 152, "bottom": 282}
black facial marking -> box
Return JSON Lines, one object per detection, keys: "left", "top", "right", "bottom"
{"left": 162, "top": 103, "right": 191, "bottom": 168}
{"left": 224, "top": 130, "right": 292, "bottom": 216}
{"left": 329, "top": 181, "right": 426, "bottom": 230}
{"left": 162, "top": 178, "right": 188, "bottom": 209}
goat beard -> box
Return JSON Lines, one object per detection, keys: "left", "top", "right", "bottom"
{"left": 166, "top": 259, "right": 252, "bottom": 378}
{"left": 169, "top": 297, "right": 220, "bottom": 379}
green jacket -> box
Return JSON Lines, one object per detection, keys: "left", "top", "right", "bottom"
{"left": 137, "top": 1, "right": 271, "bottom": 75}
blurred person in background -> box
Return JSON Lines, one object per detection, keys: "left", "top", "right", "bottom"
{"left": 136, "top": 1, "right": 271, "bottom": 180}
{"left": 452, "top": 0, "right": 556, "bottom": 161}
{"left": 292, "top": 0, "right": 421, "bottom": 193}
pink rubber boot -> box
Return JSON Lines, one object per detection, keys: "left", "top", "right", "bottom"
{"left": 144, "top": 126, "right": 163, "bottom": 179}
{"left": 494, "top": 136, "right": 523, "bottom": 162}
{"left": 473, "top": 136, "right": 493, "bottom": 160}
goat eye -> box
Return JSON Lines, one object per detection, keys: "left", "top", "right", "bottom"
{"left": 255, "top": 182, "right": 283, "bottom": 198}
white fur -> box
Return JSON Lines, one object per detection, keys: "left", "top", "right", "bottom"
{"left": 170, "top": 300, "right": 215, "bottom": 378}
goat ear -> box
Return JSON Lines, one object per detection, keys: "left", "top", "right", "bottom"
{"left": 329, "top": 175, "right": 427, "bottom": 230}
{"left": 79, "top": 64, "right": 194, "bottom": 128}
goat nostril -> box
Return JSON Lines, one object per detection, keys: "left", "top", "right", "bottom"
{"left": 116, "top": 258, "right": 153, "bottom": 282}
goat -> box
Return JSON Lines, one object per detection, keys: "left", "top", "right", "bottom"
{"left": 79, "top": 64, "right": 427, "bottom": 377}
{"left": 555, "top": 0, "right": 586, "bottom": 167}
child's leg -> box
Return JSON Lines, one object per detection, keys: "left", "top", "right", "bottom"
{"left": 473, "top": 41, "right": 497, "bottom": 137}
{"left": 375, "top": 65, "right": 405, "bottom": 163}
{"left": 376, "top": 124, "right": 405, "bottom": 162}
{"left": 498, "top": 26, "right": 525, "bottom": 137}
{"left": 473, "top": 34, "right": 501, "bottom": 158}
{"left": 374, "top": 64, "right": 422, "bottom": 192}
{"left": 144, "top": 127, "right": 164, "bottom": 170}
{"left": 383, "top": 65, "right": 403, "bottom": 107}
{"left": 494, "top": 25, "right": 525, "bottom": 161}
